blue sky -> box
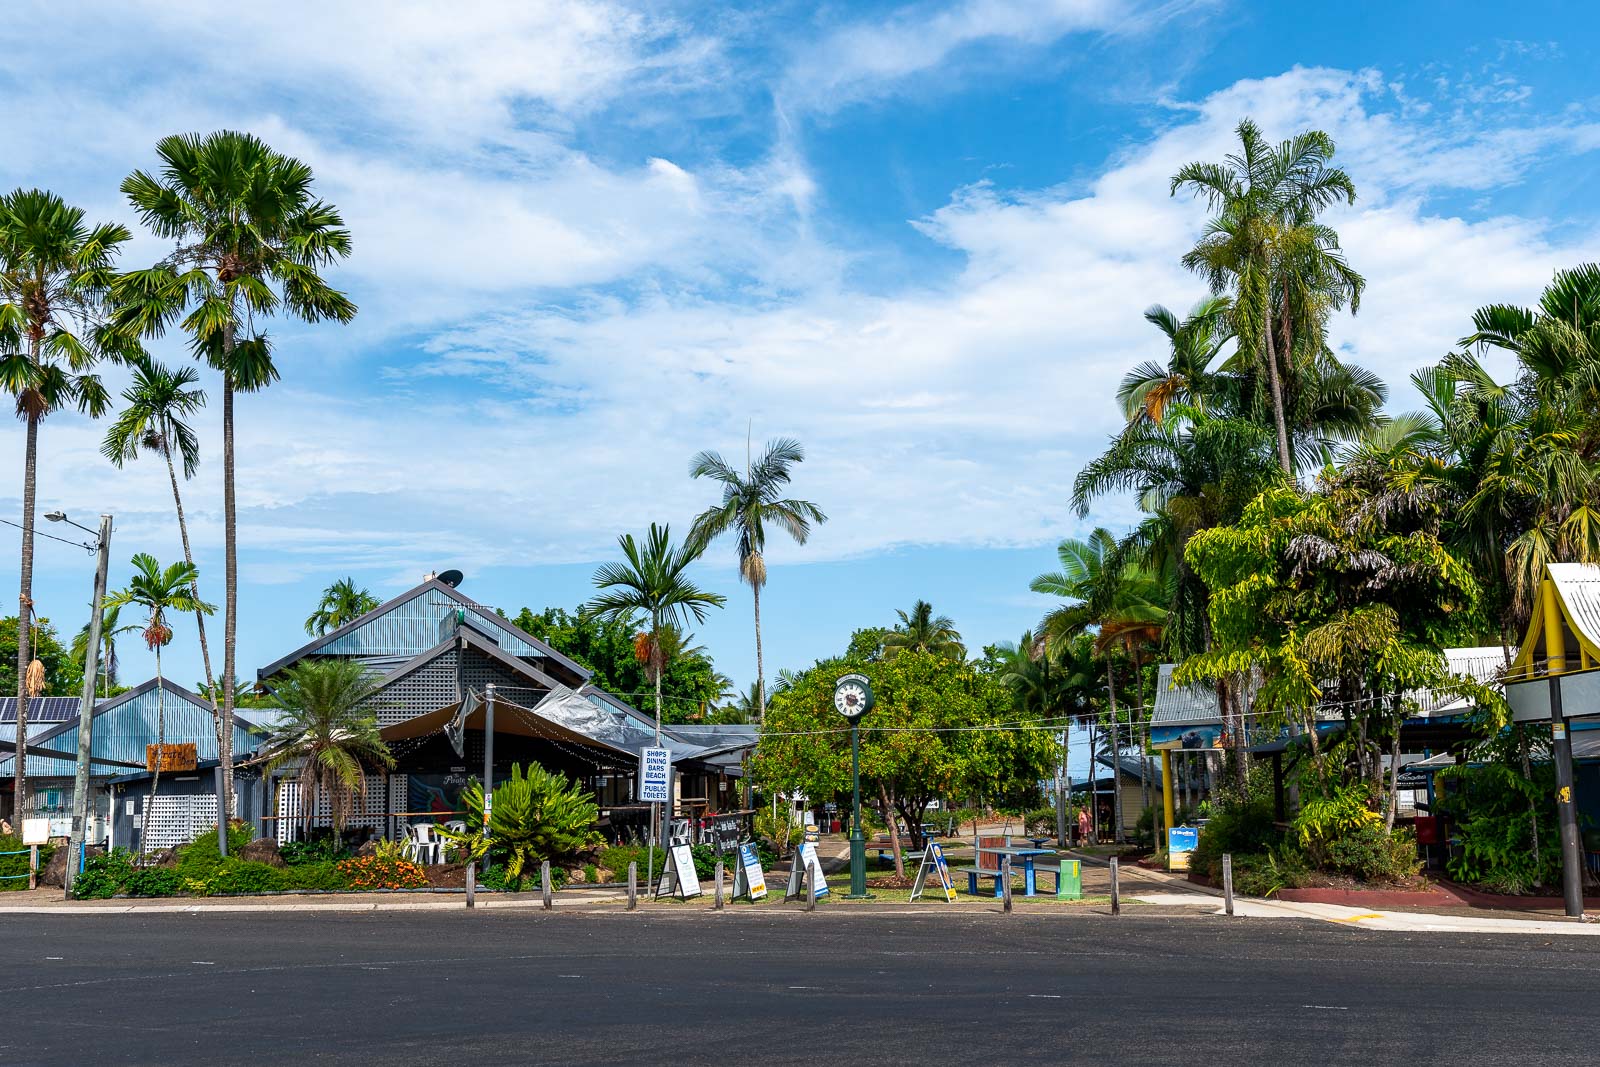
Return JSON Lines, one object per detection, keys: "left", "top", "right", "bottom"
{"left": 4, "top": 1, "right": 1599, "bottom": 777}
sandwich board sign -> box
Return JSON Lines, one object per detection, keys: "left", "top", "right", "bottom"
{"left": 784, "top": 841, "right": 829, "bottom": 900}
{"left": 655, "top": 841, "right": 702, "bottom": 899}
{"left": 1167, "top": 826, "right": 1199, "bottom": 872}
{"left": 639, "top": 747, "right": 672, "bottom": 804}
{"left": 733, "top": 841, "right": 767, "bottom": 900}
{"left": 909, "top": 841, "right": 957, "bottom": 903}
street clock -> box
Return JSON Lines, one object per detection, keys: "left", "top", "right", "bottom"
{"left": 833, "top": 674, "right": 875, "bottom": 721}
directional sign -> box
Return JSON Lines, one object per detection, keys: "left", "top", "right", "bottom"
{"left": 639, "top": 747, "right": 672, "bottom": 803}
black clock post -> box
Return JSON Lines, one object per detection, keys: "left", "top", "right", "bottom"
{"left": 833, "top": 673, "right": 876, "bottom": 898}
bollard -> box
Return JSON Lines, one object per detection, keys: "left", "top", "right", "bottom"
{"left": 541, "top": 860, "right": 553, "bottom": 910}
{"left": 1223, "top": 853, "right": 1235, "bottom": 917}
{"left": 805, "top": 865, "right": 816, "bottom": 911}
{"left": 1110, "top": 856, "right": 1120, "bottom": 916}
{"left": 1002, "top": 856, "right": 1013, "bottom": 913}
{"left": 714, "top": 861, "right": 725, "bottom": 910}
{"left": 466, "top": 859, "right": 476, "bottom": 909}
{"left": 627, "top": 861, "right": 638, "bottom": 911}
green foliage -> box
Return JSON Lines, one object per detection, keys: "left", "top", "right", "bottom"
{"left": 125, "top": 866, "right": 183, "bottom": 897}
{"left": 1291, "top": 780, "right": 1377, "bottom": 857}
{"left": 0, "top": 835, "right": 54, "bottom": 891}
{"left": 336, "top": 854, "right": 428, "bottom": 891}
{"left": 0, "top": 615, "right": 81, "bottom": 696}
{"left": 451, "top": 764, "right": 601, "bottom": 883}
{"left": 1190, "top": 796, "right": 1280, "bottom": 877}
{"left": 73, "top": 849, "right": 136, "bottom": 899}
{"left": 1436, "top": 759, "right": 1562, "bottom": 893}
{"left": 1320, "top": 822, "right": 1421, "bottom": 884}
{"left": 1024, "top": 807, "right": 1060, "bottom": 837}
{"left": 278, "top": 833, "right": 351, "bottom": 866}
{"left": 262, "top": 658, "right": 394, "bottom": 833}
{"left": 177, "top": 821, "right": 257, "bottom": 872}
{"left": 598, "top": 844, "right": 665, "bottom": 877}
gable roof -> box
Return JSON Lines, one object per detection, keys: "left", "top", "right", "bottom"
{"left": 257, "top": 578, "right": 592, "bottom": 683}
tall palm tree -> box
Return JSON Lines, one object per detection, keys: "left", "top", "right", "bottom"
{"left": 304, "top": 577, "right": 381, "bottom": 636}
{"left": 71, "top": 602, "right": 138, "bottom": 698}
{"left": 1118, "top": 296, "right": 1236, "bottom": 424}
{"left": 688, "top": 436, "right": 826, "bottom": 726}
{"left": 0, "top": 188, "right": 130, "bottom": 815}
{"left": 101, "top": 357, "right": 217, "bottom": 702}
{"left": 1172, "top": 119, "right": 1361, "bottom": 474}
{"left": 260, "top": 658, "right": 393, "bottom": 837}
{"left": 107, "top": 553, "right": 215, "bottom": 854}
{"left": 585, "top": 523, "right": 726, "bottom": 742}
{"left": 113, "top": 131, "right": 356, "bottom": 819}
{"left": 881, "top": 600, "right": 965, "bottom": 660}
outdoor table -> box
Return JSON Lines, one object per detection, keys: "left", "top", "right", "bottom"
{"left": 976, "top": 846, "right": 1056, "bottom": 896}
{"left": 1026, "top": 836, "right": 1050, "bottom": 849}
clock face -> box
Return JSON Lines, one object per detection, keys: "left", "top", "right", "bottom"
{"left": 833, "top": 677, "right": 872, "bottom": 720}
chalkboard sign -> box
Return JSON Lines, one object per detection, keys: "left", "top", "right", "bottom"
{"left": 712, "top": 815, "right": 743, "bottom": 855}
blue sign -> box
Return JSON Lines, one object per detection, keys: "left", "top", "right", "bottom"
{"left": 638, "top": 747, "right": 671, "bottom": 803}
{"left": 1168, "top": 826, "right": 1199, "bottom": 872}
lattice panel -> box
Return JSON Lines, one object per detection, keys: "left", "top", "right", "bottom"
{"left": 275, "top": 774, "right": 400, "bottom": 843}
{"left": 461, "top": 648, "right": 537, "bottom": 697}
{"left": 367, "top": 652, "right": 459, "bottom": 726}
{"left": 145, "top": 794, "right": 219, "bottom": 851}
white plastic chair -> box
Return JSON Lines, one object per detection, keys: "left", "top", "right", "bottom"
{"left": 405, "top": 824, "right": 441, "bottom": 865}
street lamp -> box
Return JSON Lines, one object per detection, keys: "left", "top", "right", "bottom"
{"left": 832, "top": 673, "right": 875, "bottom": 899}
{"left": 51, "top": 511, "right": 113, "bottom": 897}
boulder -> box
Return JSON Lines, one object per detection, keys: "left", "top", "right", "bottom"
{"left": 354, "top": 839, "right": 381, "bottom": 858}
{"left": 40, "top": 844, "right": 104, "bottom": 888}
{"left": 237, "top": 837, "right": 285, "bottom": 868}
{"left": 565, "top": 867, "right": 587, "bottom": 884}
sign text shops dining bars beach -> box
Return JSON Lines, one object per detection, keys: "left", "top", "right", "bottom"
{"left": 639, "top": 747, "right": 672, "bottom": 804}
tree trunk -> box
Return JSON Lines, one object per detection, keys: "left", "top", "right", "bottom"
{"left": 219, "top": 368, "right": 237, "bottom": 822}
{"left": 1132, "top": 652, "right": 1151, "bottom": 817}
{"left": 878, "top": 780, "right": 904, "bottom": 879}
{"left": 1384, "top": 717, "right": 1401, "bottom": 831}
{"left": 140, "top": 646, "right": 169, "bottom": 857}
{"left": 1262, "top": 304, "right": 1293, "bottom": 475}
{"left": 752, "top": 580, "right": 765, "bottom": 728}
{"left": 1106, "top": 666, "right": 1124, "bottom": 843}
{"left": 165, "top": 449, "right": 219, "bottom": 733}
{"left": 13, "top": 411, "right": 39, "bottom": 820}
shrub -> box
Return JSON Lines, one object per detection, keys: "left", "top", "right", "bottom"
{"left": 444, "top": 764, "right": 601, "bottom": 881}
{"left": 280, "top": 832, "right": 351, "bottom": 866}
{"left": 1436, "top": 761, "right": 1561, "bottom": 893}
{"left": 125, "top": 866, "right": 184, "bottom": 897}
{"left": 0, "top": 834, "right": 55, "bottom": 891}
{"left": 478, "top": 860, "right": 565, "bottom": 892}
{"left": 283, "top": 861, "right": 349, "bottom": 891}
{"left": 177, "top": 821, "right": 259, "bottom": 874}
{"left": 73, "top": 849, "right": 135, "bottom": 899}
{"left": 598, "top": 844, "right": 665, "bottom": 877}
{"left": 1322, "top": 822, "right": 1421, "bottom": 884}
{"left": 1190, "top": 797, "right": 1279, "bottom": 877}
{"left": 1024, "top": 807, "right": 1059, "bottom": 838}
{"left": 337, "top": 854, "right": 428, "bottom": 890}
{"left": 754, "top": 807, "right": 801, "bottom": 856}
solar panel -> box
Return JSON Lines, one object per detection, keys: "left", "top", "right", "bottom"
{"left": 0, "top": 696, "right": 86, "bottom": 723}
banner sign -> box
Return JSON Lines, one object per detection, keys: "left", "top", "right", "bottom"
{"left": 639, "top": 747, "right": 672, "bottom": 803}
{"left": 734, "top": 842, "right": 767, "bottom": 900}
{"left": 910, "top": 841, "right": 956, "bottom": 903}
{"left": 784, "top": 842, "right": 830, "bottom": 900}
{"left": 1167, "top": 826, "right": 1199, "bottom": 872}
{"left": 655, "top": 842, "right": 702, "bottom": 900}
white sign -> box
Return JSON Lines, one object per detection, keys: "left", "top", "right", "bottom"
{"left": 21, "top": 818, "right": 50, "bottom": 846}
{"left": 735, "top": 842, "right": 767, "bottom": 900}
{"left": 639, "top": 747, "right": 672, "bottom": 803}
{"left": 910, "top": 842, "right": 957, "bottom": 903}
{"left": 655, "top": 842, "right": 702, "bottom": 900}
{"left": 784, "top": 842, "right": 830, "bottom": 900}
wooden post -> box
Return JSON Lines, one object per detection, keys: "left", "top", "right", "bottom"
{"left": 627, "top": 861, "right": 638, "bottom": 911}
{"left": 714, "top": 861, "right": 725, "bottom": 910}
{"left": 465, "top": 859, "right": 475, "bottom": 908}
{"left": 1223, "top": 853, "right": 1235, "bottom": 916}
{"left": 541, "top": 860, "right": 553, "bottom": 910}
{"left": 805, "top": 864, "right": 816, "bottom": 911}
{"left": 1002, "top": 856, "right": 1013, "bottom": 913}
{"left": 1109, "top": 855, "right": 1120, "bottom": 915}
{"left": 29, "top": 845, "right": 39, "bottom": 891}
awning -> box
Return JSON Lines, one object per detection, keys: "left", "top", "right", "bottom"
{"left": 379, "top": 691, "right": 634, "bottom": 756}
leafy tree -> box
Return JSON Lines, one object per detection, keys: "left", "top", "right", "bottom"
{"left": 114, "top": 130, "right": 357, "bottom": 820}
{"left": 585, "top": 523, "right": 726, "bottom": 739}
{"left": 106, "top": 553, "right": 215, "bottom": 852}
{"left": 72, "top": 602, "right": 138, "bottom": 697}
{"left": 304, "top": 577, "right": 380, "bottom": 636}
{"left": 101, "top": 356, "right": 215, "bottom": 699}
{"left": 881, "top": 600, "right": 964, "bottom": 660}
{"left": 0, "top": 616, "right": 79, "bottom": 697}
{"left": 260, "top": 658, "right": 393, "bottom": 836}
{"left": 689, "top": 435, "right": 826, "bottom": 725}
{"left": 0, "top": 188, "right": 130, "bottom": 814}
{"left": 444, "top": 764, "right": 601, "bottom": 884}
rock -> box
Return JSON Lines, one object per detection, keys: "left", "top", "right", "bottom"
{"left": 354, "top": 840, "right": 381, "bottom": 858}
{"left": 594, "top": 867, "right": 614, "bottom": 884}
{"left": 566, "top": 867, "right": 587, "bottom": 884}
{"left": 237, "top": 837, "right": 285, "bottom": 868}
{"left": 40, "top": 844, "right": 104, "bottom": 888}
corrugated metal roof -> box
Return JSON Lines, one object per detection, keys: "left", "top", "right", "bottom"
{"left": 1149, "top": 664, "right": 1226, "bottom": 726}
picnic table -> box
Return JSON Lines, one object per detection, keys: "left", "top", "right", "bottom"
{"left": 970, "top": 846, "right": 1056, "bottom": 897}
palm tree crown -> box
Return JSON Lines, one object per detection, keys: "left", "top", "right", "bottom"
{"left": 882, "top": 600, "right": 965, "bottom": 660}
{"left": 305, "top": 577, "right": 381, "bottom": 636}
{"left": 101, "top": 357, "right": 205, "bottom": 477}
{"left": 260, "top": 658, "right": 394, "bottom": 834}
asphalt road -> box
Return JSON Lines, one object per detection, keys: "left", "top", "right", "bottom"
{"left": 3, "top": 909, "right": 1596, "bottom": 1066}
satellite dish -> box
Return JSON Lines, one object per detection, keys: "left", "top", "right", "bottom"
{"left": 436, "top": 569, "right": 464, "bottom": 588}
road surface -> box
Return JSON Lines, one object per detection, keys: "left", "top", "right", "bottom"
{"left": 4, "top": 908, "right": 1595, "bottom": 1065}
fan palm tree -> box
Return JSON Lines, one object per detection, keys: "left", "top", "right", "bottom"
{"left": 106, "top": 553, "right": 215, "bottom": 854}
{"left": 1118, "top": 297, "right": 1237, "bottom": 424}
{"left": 113, "top": 131, "right": 356, "bottom": 819}
{"left": 1172, "top": 119, "right": 1361, "bottom": 474}
{"left": 585, "top": 523, "right": 726, "bottom": 742}
{"left": 304, "top": 577, "right": 381, "bottom": 636}
{"left": 101, "top": 357, "right": 218, "bottom": 703}
{"left": 71, "top": 602, "right": 138, "bottom": 698}
{"left": 688, "top": 436, "right": 826, "bottom": 726}
{"left": 881, "top": 600, "right": 964, "bottom": 660}
{"left": 259, "top": 658, "right": 393, "bottom": 837}
{"left": 0, "top": 188, "right": 131, "bottom": 815}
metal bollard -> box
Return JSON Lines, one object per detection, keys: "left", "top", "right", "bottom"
{"left": 1002, "top": 856, "right": 1013, "bottom": 913}
{"left": 1110, "top": 856, "right": 1120, "bottom": 916}
{"left": 466, "top": 859, "right": 476, "bottom": 909}
{"left": 541, "top": 860, "right": 553, "bottom": 910}
{"left": 1223, "top": 853, "right": 1235, "bottom": 917}
{"left": 805, "top": 865, "right": 816, "bottom": 911}
{"left": 714, "top": 861, "right": 725, "bottom": 910}
{"left": 627, "top": 861, "right": 638, "bottom": 911}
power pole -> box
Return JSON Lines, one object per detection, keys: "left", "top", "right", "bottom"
{"left": 64, "top": 514, "right": 112, "bottom": 897}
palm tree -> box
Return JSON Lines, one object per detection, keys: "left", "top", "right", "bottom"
{"left": 0, "top": 188, "right": 131, "bottom": 815}
{"left": 101, "top": 357, "right": 217, "bottom": 704}
{"left": 106, "top": 553, "right": 215, "bottom": 854}
{"left": 585, "top": 523, "right": 726, "bottom": 742}
{"left": 304, "top": 577, "right": 381, "bottom": 636}
{"left": 71, "top": 602, "right": 138, "bottom": 698}
{"left": 881, "top": 600, "right": 964, "bottom": 660}
{"left": 688, "top": 436, "right": 826, "bottom": 726}
{"left": 259, "top": 658, "right": 393, "bottom": 838}
{"left": 1118, "top": 297, "right": 1236, "bottom": 424}
{"left": 1172, "top": 119, "right": 1361, "bottom": 474}
{"left": 114, "top": 131, "right": 356, "bottom": 820}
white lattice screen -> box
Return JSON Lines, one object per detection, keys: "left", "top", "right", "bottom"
{"left": 145, "top": 794, "right": 219, "bottom": 851}
{"left": 275, "top": 774, "right": 407, "bottom": 843}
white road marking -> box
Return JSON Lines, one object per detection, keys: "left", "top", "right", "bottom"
{"left": 1303, "top": 1005, "right": 1348, "bottom": 1010}
{"left": 1027, "top": 994, "right": 1062, "bottom": 999}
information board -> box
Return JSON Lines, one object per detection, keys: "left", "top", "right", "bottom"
{"left": 910, "top": 841, "right": 957, "bottom": 902}
{"left": 711, "top": 815, "right": 743, "bottom": 855}
{"left": 784, "top": 842, "right": 830, "bottom": 900}
{"left": 639, "top": 747, "right": 672, "bottom": 803}
{"left": 734, "top": 842, "right": 767, "bottom": 900}
{"left": 655, "top": 842, "right": 702, "bottom": 899}
{"left": 1168, "top": 826, "right": 1199, "bottom": 872}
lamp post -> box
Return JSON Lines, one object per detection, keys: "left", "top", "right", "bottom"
{"left": 832, "top": 673, "right": 874, "bottom": 899}
{"left": 49, "top": 511, "right": 112, "bottom": 897}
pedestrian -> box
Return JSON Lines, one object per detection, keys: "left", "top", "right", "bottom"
{"left": 1076, "top": 808, "right": 1090, "bottom": 846}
